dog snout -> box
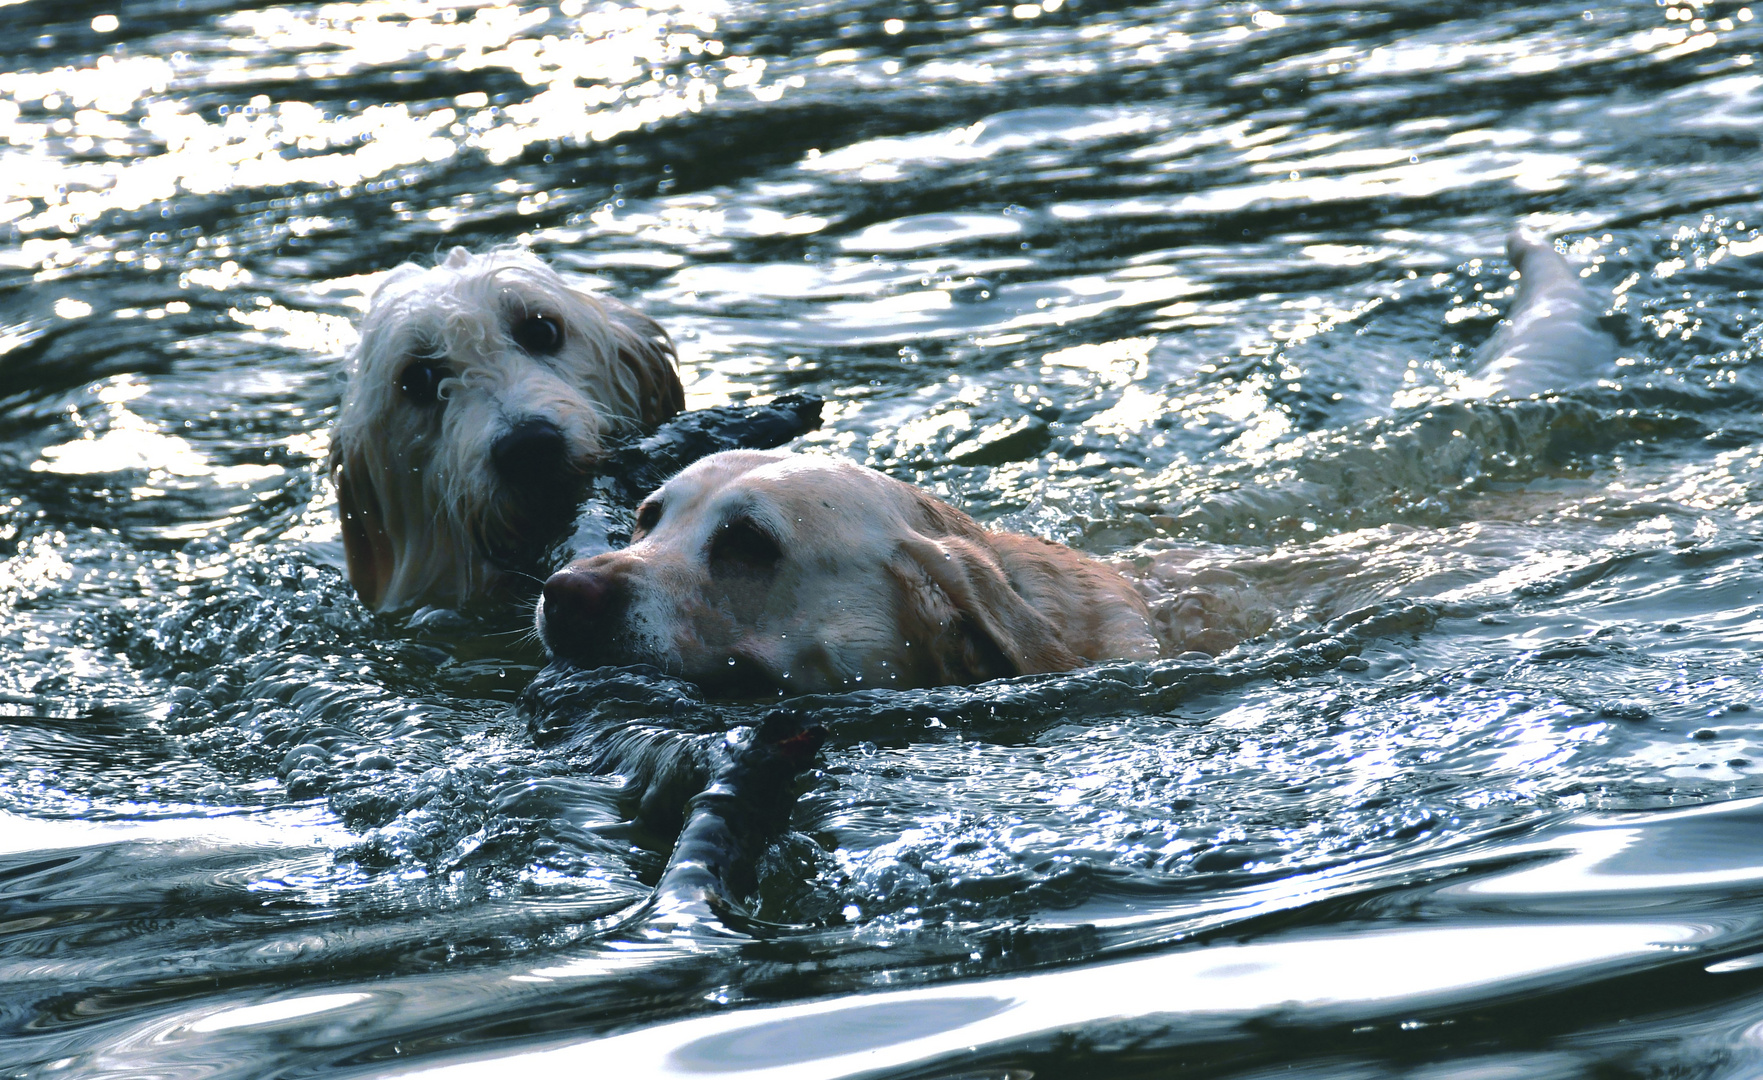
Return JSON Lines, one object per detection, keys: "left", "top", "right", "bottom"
{"left": 540, "top": 562, "right": 625, "bottom": 657}
{"left": 493, "top": 417, "right": 569, "bottom": 486}
{"left": 545, "top": 563, "right": 609, "bottom": 619}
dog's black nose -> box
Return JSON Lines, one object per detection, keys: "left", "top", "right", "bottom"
{"left": 540, "top": 564, "right": 618, "bottom": 651}
{"left": 493, "top": 418, "right": 568, "bottom": 484}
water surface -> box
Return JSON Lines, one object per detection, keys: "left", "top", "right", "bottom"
{"left": 8, "top": 0, "right": 1763, "bottom": 1075}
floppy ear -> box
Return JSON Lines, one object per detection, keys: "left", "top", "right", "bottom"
{"left": 330, "top": 443, "right": 395, "bottom": 610}
{"left": 620, "top": 318, "right": 684, "bottom": 426}
{"left": 596, "top": 297, "right": 685, "bottom": 426}
{"left": 891, "top": 533, "right": 1083, "bottom": 683}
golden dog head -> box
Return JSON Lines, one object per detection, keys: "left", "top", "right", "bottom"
{"left": 535, "top": 450, "right": 1158, "bottom": 693}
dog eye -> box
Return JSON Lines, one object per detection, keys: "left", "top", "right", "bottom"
{"left": 398, "top": 360, "right": 448, "bottom": 406}
{"left": 512, "top": 313, "right": 563, "bottom": 355}
{"left": 633, "top": 500, "right": 663, "bottom": 536}
{"left": 709, "top": 518, "right": 782, "bottom": 575}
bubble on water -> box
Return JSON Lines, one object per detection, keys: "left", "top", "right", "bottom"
{"left": 949, "top": 277, "right": 995, "bottom": 303}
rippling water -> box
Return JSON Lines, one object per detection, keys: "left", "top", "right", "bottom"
{"left": 10, "top": 0, "right": 1763, "bottom": 1075}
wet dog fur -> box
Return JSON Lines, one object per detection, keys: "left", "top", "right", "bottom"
{"left": 536, "top": 450, "right": 1159, "bottom": 694}
{"left": 329, "top": 246, "right": 682, "bottom": 612}
{"left": 532, "top": 230, "right": 1618, "bottom": 694}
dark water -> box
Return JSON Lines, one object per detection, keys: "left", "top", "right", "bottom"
{"left": 8, "top": 0, "right": 1763, "bottom": 1075}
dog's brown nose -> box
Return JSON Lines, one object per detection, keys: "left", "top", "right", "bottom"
{"left": 545, "top": 563, "right": 607, "bottom": 614}
{"left": 493, "top": 418, "right": 568, "bottom": 484}
{"left": 541, "top": 563, "right": 615, "bottom": 648}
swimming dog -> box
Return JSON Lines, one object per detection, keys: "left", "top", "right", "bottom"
{"left": 537, "top": 448, "right": 1160, "bottom": 694}
{"left": 329, "top": 246, "right": 683, "bottom": 612}
{"left": 535, "top": 231, "right": 1618, "bottom": 691}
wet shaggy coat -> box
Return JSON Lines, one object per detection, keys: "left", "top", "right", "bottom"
{"left": 329, "top": 246, "right": 682, "bottom": 612}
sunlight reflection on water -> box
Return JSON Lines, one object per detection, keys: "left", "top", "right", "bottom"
{"left": 10, "top": 0, "right": 1763, "bottom": 1075}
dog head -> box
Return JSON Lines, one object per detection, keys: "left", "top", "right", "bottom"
{"left": 535, "top": 450, "right": 1157, "bottom": 694}
{"left": 329, "top": 246, "right": 683, "bottom": 611}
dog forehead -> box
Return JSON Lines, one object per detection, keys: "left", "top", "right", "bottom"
{"left": 658, "top": 452, "right": 913, "bottom": 530}
{"left": 367, "top": 268, "right": 460, "bottom": 324}
{"left": 658, "top": 450, "right": 788, "bottom": 511}
{"left": 745, "top": 454, "right": 883, "bottom": 500}
{"left": 661, "top": 446, "right": 786, "bottom": 483}
{"left": 742, "top": 457, "right": 929, "bottom": 540}
{"left": 373, "top": 249, "right": 564, "bottom": 309}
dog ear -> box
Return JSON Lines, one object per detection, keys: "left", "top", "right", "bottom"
{"left": 597, "top": 298, "right": 684, "bottom": 427}
{"left": 330, "top": 443, "right": 395, "bottom": 610}
{"left": 623, "top": 329, "right": 684, "bottom": 426}
{"left": 892, "top": 533, "right": 1082, "bottom": 683}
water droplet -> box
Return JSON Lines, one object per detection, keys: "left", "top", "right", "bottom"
{"left": 950, "top": 277, "right": 994, "bottom": 303}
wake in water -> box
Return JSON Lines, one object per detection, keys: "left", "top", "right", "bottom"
{"left": 1123, "top": 232, "right": 1628, "bottom": 637}
{"left": 1141, "top": 231, "right": 1634, "bottom": 540}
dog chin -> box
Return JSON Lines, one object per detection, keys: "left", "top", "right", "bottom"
{"left": 537, "top": 610, "right": 650, "bottom": 671}
{"left": 676, "top": 652, "right": 789, "bottom": 699}
{"left": 538, "top": 622, "right": 784, "bottom": 697}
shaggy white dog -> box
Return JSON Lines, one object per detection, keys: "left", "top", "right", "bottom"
{"left": 329, "top": 246, "right": 683, "bottom": 612}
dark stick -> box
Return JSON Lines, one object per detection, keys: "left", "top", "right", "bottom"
{"left": 651, "top": 714, "right": 826, "bottom": 918}
{"left": 522, "top": 668, "right": 825, "bottom": 934}
{"left": 591, "top": 394, "right": 824, "bottom": 506}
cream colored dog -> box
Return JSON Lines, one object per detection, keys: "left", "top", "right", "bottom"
{"left": 535, "top": 450, "right": 1159, "bottom": 694}
{"left": 533, "top": 230, "right": 1621, "bottom": 694}
{"left": 330, "top": 246, "right": 683, "bottom": 611}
